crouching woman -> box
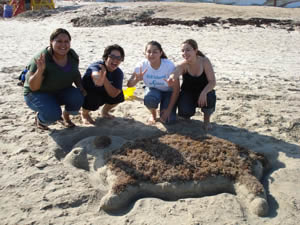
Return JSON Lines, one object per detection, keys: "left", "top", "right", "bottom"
{"left": 24, "top": 28, "right": 85, "bottom": 130}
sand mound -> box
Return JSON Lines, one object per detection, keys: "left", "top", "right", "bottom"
{"left": 108, "top": 134, "right": 266, "bottom": 193}
{"left": 66, "top": 133, "right": 269, "bottom": 216}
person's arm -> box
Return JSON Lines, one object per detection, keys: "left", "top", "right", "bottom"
{"left": 165, "top": 63, "right": 185, "bottom": 87}
{"left": 89, "top": 63, "right": 119, "bottom": 97}
{"left": 102, "top": 68, "right": 125, "bottom": 98}
{"left": 160, "top": 78, "right": 180, "bottom": 123}
{"left": 127, "top": 66, "right": 148, "bottom": 87}
{"left": 28, "top": 54, "right": 45, "bottom": 91}
{"left": 103, "top": 76, "right": 121, "bottom": 98}
{"left": 127, "top": 72, "right": 141, "bottom": 87}
{"left": 168, "top": 79, "right": 180, "bottom": 111}
{"left": 198, "top": 57, "right": 216, "bottom": 107}
{"left": 91, "top": 64, "right": 106, "bottom": 87}
{"left": 74, "top": 75, "right": 87, "bottom": 96}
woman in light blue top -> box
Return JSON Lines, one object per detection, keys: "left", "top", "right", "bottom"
{"left": 128, "top": 41, "right": 180, "bottom": 124}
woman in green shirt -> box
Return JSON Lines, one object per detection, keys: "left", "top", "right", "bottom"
{"left": 24, "top": 28, "right": 85, "bottom": 130}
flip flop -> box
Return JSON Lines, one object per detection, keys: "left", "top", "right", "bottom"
{"left": 35, "top": 114, "right": 49, "bottom": 130}
{"left": 58, "top": 118, "right": 75, "bottom": 128}
{"left": 64, "top": 120, "right": 75, "bottom": 128}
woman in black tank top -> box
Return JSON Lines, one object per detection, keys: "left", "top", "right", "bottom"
{"left": 166, "top": 39, "right": 216, "bottom": 130}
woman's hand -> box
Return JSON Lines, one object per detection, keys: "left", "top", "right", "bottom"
{"left": 29, "top": 54, "right": 46, "bottom": 91}
{"left": 128, "top": 66, "right": 147, "bottom": 87}
{"left": 35, "top": 54, "right": 46, "bottom": 72}
{"left": 160, "top": 109, "right": 171, "bottom": 124}
{"left": 164, "top": 74, "right": 176, "bottom": 87}
{"left": 80, "top": 87, "right": 87, "bottom": 96}
{"left": 92, "top": 64, "right": 107, "bottom": 87}
{"left": 198, "top": 92, "right": 207, "bottom": 107}
{"left": 135, "top": 66, "right": 147, "bottom": 82}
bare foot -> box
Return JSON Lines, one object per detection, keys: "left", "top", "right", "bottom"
{"left": 102, "top": 113, "right": 115, "bottom": 119}
{"left": 177, "top": 115, "right": 191, "bottom": 120}
{"left": 147, "top": 116, "right": 156, "bottom": 125}
{"left": 81, "top": 111, "right": 95, "bottom": 125}
{"left": 203, "top": 122, "right": 213, "bottom": 131}
{"left": 101, "top": 108, "right": 115, "bottom": 119}
{"left": 147, "top": 109, "right": 157, "bottom": 125}
{"left": 203, "top": 113, "right": 212, "bottom": 131}
{"left": 62, "top": 110, "right": 75, "bottom": 128}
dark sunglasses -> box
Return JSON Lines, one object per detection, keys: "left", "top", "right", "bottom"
{"left": 108, "top": 54, "right": 123, "bottom": 61}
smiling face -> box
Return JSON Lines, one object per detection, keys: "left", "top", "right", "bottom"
{"left": 51, "top": 33, "right": 71, "bottom": 57}
{"left": 181, "top": 43, "right": 197, "bottom": 63}
{"left": 145, "top": 44, "right": 162, "bottom": 66}
{"left": 105, "top": 50, "right": 122, "bottom": 72}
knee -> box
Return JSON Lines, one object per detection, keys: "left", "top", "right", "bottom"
{"left": 110, "top": 92, "right": 125, "bottom": 104}
{"left": 206, "top": 90, "right": 216, "bottom": 109}
{"left": 178, "top": 101, "right": 194, "bottom": 119}
{"left": 77, "top": 93, "right": 85, "bottom": 107}
{"left": 201, "top": 90, "right": 216, "bottom": 115}
{"left": 69, "top": 99, "right": 84, "bottom": 112}
{"left": 40, "top": 108, "right": 62, "bottom": 124}
{"left": 144, "top": 95, "right": 159, "bottom": 109}
{"left": 71, "top": 89, "right": 85, "bottom": 108}
{"left": 82, "top": 93, "right": 101, "bottom": 111}
{"left": 178, "top": 108, "right": 194, "bottom": 119}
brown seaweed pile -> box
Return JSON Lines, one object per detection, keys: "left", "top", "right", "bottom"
{"left": 107, "top": 134, "right": 267, "bottom": 194}
{"left": 14, "top": 3, "right": 300, "bottom": 31}
{"left": 140, "top": 17, "right": 300, "bottom": 31}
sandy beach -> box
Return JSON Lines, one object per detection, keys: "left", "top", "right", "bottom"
{"left": 0, "top": 1, "right": 300, "bottom": 224}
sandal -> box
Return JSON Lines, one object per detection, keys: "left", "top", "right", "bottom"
{"left": 64, "top": 120, "right": 75, "bottom": 128}
{"left": 35, "top": 114, "right": 49, "bottom": 130}
{"left": 58, "top": 117, "right": 75, "bottom": 128}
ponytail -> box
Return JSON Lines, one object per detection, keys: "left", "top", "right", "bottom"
{"left": 197, "top": 50, "right": 205, "bottom": 57}
{"left": 183, "top": 39, "right": 205, "bottom": 57}
{"left": 145, "top": 41, "right": 168, "bottom": 59}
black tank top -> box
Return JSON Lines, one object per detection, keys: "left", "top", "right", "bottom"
{"left": 181, "top": 70, "right": 208, "bottom": 94}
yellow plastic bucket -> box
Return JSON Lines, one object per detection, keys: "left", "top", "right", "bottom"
{"left": 123, "top": 87, "right": 136, "bottom": 100}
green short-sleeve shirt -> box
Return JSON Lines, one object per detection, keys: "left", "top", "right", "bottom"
{"left": 24, "top": 47, "right": 81, "bottom": 96}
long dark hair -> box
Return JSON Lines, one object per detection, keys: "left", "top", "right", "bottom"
{"left": 49, "top": 28, "right": 71, "bottom": 55}
{"left": 182, "top": 39, "right": 205, "bottom": 57}
{"left": 145, "top": 41, "right": 167, "bottom": 59}
{"left": 102, "top": 44, "right": 125, "bottom": 62}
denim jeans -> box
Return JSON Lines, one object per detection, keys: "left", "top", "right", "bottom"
{"left": 144, "top": 87, "right": 176, "bottom": 123}
{"left": 178, "top": 90, "right": 216, "bottom": 119}
{"left": 24, "top": 87, "right": 84, "bottom": 125}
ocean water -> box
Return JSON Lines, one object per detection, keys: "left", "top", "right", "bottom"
{"left": 95, "top": 0, "right": 300, "bottom": 8}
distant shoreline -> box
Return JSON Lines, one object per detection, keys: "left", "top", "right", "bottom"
{"left": 93, "top": 0, "right": 300, "bottom": 8}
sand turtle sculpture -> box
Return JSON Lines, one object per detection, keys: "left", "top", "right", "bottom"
{"left": 65, "top": 133, "right": 269, "bottom": 217}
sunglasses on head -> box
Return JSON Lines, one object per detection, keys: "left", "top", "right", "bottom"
{"left": 108, "top": 54, "right": 123, "bottom": 61}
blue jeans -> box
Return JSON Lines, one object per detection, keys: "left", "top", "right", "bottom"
{"left": 144, "top": 87, "right": 176, "bottom": 123}
{"left": 178, "top": 90, "right": 216, "bottom": 119}
{"left": 24, "top": 87, "right": 84, "bottom": 125}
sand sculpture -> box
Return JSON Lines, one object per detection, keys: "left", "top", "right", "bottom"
{"left": 65, "top": 134, "right": 269, "bottom": 217}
